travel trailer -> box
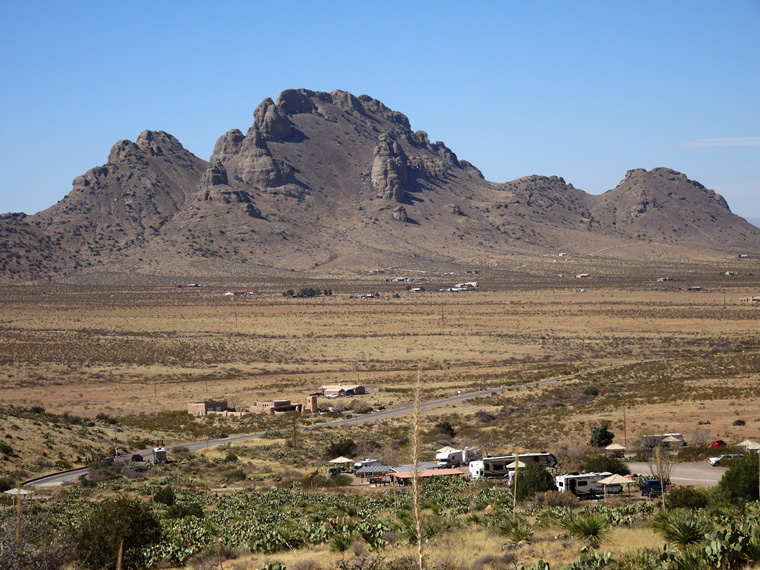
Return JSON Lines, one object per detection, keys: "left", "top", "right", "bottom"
{"left": 436, "top": 447, "right": 482, "bottom": 468}
{"left": 469, "top": 452, "right": 557, "bottom": 480}
{"left": 555, "top": 472, "right": 622, "bottom": 498}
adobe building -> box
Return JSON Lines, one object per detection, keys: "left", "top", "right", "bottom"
{"left": 188, "top": 400, "right": 231, "bottom": 416}
{"left": 187, "top": 400, "right": 249, "bottom": 417}
{"left": 250, "top": 399, "right": 303, "bottom": 415}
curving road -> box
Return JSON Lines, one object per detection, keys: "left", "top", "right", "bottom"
{"left": 24, "top": 359, "right": 656, "bottom": 488}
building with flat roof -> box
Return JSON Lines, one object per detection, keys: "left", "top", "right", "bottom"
{"left": 317, "top": 384, "right": 366, "bottom": 397}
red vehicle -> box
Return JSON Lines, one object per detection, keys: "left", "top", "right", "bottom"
{"left": 711, "top": 440, "right": 727, "bottom": 447}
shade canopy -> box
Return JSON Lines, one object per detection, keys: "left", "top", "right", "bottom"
{"left": 605, "top": 443, "right": 625, "bottom": 450}
{"left": 436, "top": 446, "right": 458, "bottom": 454}
{"left": 662, "top": 436, "right": 681, "bottom": 443}
{"left": 597, "top": 474, "right": 631, "bottom": 486}
{"left": 737, "top": 440, "right": 760, "bottom": 450}
{"left": 506, "top": 460, "right": 527, "bottom": 469}
{"left": 328, "top": 456, "right": 354, "bottom": 464}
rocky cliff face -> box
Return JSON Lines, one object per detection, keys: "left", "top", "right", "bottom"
{"left": 2, "top": 89, "right": 759, "bottom": 281}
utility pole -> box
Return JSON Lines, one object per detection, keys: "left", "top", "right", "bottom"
{"left": 623, "top": 405, "right": 627, "bottom": 447}
{"left": 513, "top": 452, "right": 519, "bottom": 514}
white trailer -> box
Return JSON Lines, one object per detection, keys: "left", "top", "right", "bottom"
{"left": 436, "top": 446, "right": 482, "bottom": 468}
{"left": 555, "top": 472, "right": 622, "bottom": 499}
{"left": 353, "top": 458, "right": 380, "bottom": 471}
{"left": 152, "top": 447, "right": 167, "bottom": 464}
{"left": 469, "top": 452, "right": 557, "bottom": 480}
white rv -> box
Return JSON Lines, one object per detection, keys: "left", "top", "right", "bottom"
{"left": 436, "top": 447, "right": 482, "bottom": 468}
{"left": 469, "top": 452, "right": 558, "bottom": 480}
{"left": 555, "top": 472, "right": 622, "bottom": 498}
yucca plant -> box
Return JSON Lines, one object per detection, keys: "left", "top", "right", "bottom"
{"left": 616, "top": 548, "right": 660, "bottom": 570}
{"left": 559, "top": 513, "right": 611, "bottom": 546}
{"left": 495, "top": 514, "right": 534, "bottom": 544}
{"left": 651, "top": 510, "right": 710, "bottom": 551}
{"left": 329, "top": 532, "right": 353, "bottom": 553}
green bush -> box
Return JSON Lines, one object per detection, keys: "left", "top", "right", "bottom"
{"left": 515, "top": 462, "right": 556, "bottom": 501}
{"left": 324, "top": 438, "right": 357, "bottom": 460}
{"left": 154, "top": 485, "right": 176, "bottom": 506}
{"left": 580, "top": 455, "right": 630, "bottom": 475}
{"left": 76, "top": 497, "right": 162, "bottom": 569}
{"left": 718, "top": 451, "right": 760, "bottom": 502}
{"left": 165, "top": 502, "right": 204, "bottom": 519}
{"left": 665, "top": 486, "right": 709, "bottom": 510}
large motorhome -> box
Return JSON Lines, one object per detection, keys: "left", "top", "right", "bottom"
{"left": 469, "top": 452, "right": 558, "bottom": 480}
{"left": 555, "top": 472, "right": 622, "bottom": 498}
{"left": 436, "top": 447, "right": 482, "bottom": 468}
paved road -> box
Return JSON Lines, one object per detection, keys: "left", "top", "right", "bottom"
{"left": 24, "top": 358, "right": 655, "bottom": 488}
{"left": 627, "top": 461, "right": 726, "bottom": 488}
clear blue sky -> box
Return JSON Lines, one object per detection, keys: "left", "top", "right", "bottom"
{"left": 1, "top": 1, "right": 758, "bottom": 219}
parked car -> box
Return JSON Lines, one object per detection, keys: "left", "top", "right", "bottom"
{"left": 327, "top": 467, "right": 343, "bottom": 477}
{"left": 708, "top": 454, "right": 740, "bottom": 466}
{"left": 711, "top": 440, "right": 727, "bottom": 447}
{"left": 131, "top": 454, "right": 144, "bottom": 462}
{"left": 639, "top": 479, "right": 664, "bottom": 498}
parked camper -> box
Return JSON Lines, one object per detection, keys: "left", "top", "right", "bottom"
{"left": 153, "top": 447, "right": 167, "bottom": 464}
{"left": 641, "top": 433, "right": 686, "bottom": 448}
{"left": 436, "top": 447, "right": 482, "bottom": 468}
{"left": 469, "top": 452, "right": 557, "bottom": 480}
{"left": 353, "top": 458, "right": 380, "bottom": 471}
{"left": 555, "top": 472, "right": 622, "bottom": 499}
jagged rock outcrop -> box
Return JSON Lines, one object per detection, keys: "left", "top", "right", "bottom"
{"left": 371, "top": 137, "right": 409, "bottom": 201}
{"left": 2, "top": 89, "right": 759, "bottom": 282}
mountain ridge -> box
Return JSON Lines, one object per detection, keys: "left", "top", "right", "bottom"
{"left": 2, "top": 88, "right": 759, "bottom": 282}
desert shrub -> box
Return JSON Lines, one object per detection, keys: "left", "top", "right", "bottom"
{"left": 580, "top": 455, "right": 630, "bottom": 475}
{"left": 589, "top": 424, "right": 614, "bottom": 447}
{"left": 154, "top": 485, "right": 176, "bottom": 506}
{"left": 0, "top": 477, "right": 12, "bottom": 492}
{"left": 733, "top": 419, "right": 746, "bottom": 426}
{"left": 224, "top": 451, "right": 238, "bottom": 463}
{"left": 87, "top": 460, "right": 123, "bottom": 483}
{"left": 223, "top": 468, "right": 247, "bottom": 483}
{"left": 583, "top": 386, "right": 599, "bottom": 397}
{"left": 537, "top": 490, "right": 580, "bottom": 508}
{"left": 76, "top": 497, "right": 161, "bottom": 569}
{"left": 0, "top": 511, "right": 76, "bottom": 570}
{"left": 718, "top": 451, "right": 760, "bottom": 502}
{"left": 559, "top": 513, "right": 611, "bottom": 545}
{"left": 326, "top": 474, "right": 353, "bottom": 487}
{"left": 165, "top": 502, "right": 205, "bottom": 519}
{"left": 515, "top": 462, "right": 555, "bottom": 501}
{"left": 665, "top": 486, "right": 709, "bottom": 510}
{"left": 475, "top": 410, "right": 496, "bottom": 423}
{"left": 0, "top": 441, "right": 14, "bottom": 456}
{"left": 325, "top": 438, "right": 357, "bottom": 459}
{"left": 434, "top": 419, "right": 456, "bottom": 438}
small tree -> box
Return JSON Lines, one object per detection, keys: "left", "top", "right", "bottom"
{"left": 515, "top": 463, "right": 555, "bottom": 501}
{"left": 589, "top": 424, "right": 614, "bottom": 447}
{"left": 76, "top": 497, "right": 162, "bottom": 569}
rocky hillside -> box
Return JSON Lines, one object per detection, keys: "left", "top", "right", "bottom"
{"left": 2, "top": 89, "right": 759, "bottom": 281}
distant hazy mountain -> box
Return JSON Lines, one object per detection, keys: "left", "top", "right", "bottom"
{"left": 2, "top": 88, "right": 760, "bottom": 282}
